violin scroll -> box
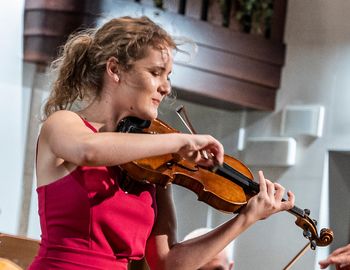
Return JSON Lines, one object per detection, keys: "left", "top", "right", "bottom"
{"left": 294, "top": 209, "right": 333, "bottom": 250}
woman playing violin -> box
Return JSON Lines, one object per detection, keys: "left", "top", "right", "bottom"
{"left": 29, "top": 16, "right": 295, "bottom": 270}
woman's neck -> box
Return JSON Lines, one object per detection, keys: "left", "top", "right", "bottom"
{"left": 78, "top": 98, "right": 127, "bottom": 132}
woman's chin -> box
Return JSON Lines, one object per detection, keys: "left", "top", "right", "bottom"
{"left": 149, "top": 112, "right": 158, "bottom": 120}
{"left": 139, "top": 110, "right": 158, "bottom": 121}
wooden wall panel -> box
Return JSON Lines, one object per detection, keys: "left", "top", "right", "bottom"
{"left": 176, "top": 45, "right": 281, "bottom": 88}
{"left": 206, "top": 0, "right": 222, "bottom": 26}
{"left": 23, "top": 0, "right": 287, "bottom": 111}
{"left": 139, "top": 7, "right": 285, "bottom": 65}
{"left": 24, "top": 1, "right": 96, "bottom": 64}
{"left": 172, "top": 64, "right": 276, "bottom": 110}
{"left": 270, "top": 0, "right": 288, "bottom": 42}
{"left": 163, "top": 0, "right": 180, "bottom": 13}
{"left": 228, "top": 1, "right": 241, "bottom": 32}
{"left": 25, "top": 0, "right": 86, "bottom": 11}
{"left": 185, "top": 0, "right": 202, "bottom": 19}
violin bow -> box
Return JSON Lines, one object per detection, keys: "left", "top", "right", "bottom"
{"left": 283, "top": 242, "right": 311, "bottom": 270}
{"left": 176, "top": 105, "right": 209, "bottom": 160}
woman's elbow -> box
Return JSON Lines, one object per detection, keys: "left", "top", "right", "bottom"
{"left": 76, "top": 141, "right": 100, "bottom": 166}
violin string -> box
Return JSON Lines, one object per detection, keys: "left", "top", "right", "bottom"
{"left": 219, "top": 163, "right": 305, "bottom": 217}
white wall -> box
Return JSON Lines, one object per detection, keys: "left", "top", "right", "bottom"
{"left": 0, "top": 0, "right": 25, "bottom": 235}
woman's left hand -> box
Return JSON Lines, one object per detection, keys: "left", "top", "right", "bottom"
{"left": 240, "top": 171, "right": 295, "bottom": 222}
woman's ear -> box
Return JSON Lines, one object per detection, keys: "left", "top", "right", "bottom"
{"left": 106, "top": 57, "right": 120, "bottom": 83}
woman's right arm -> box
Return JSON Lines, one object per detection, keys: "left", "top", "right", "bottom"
{"left": 40, "top": 110, "right": 224, "bottom": 167}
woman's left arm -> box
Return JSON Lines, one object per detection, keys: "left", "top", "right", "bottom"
{"left": 144, "top": 186, "right": 252, "bottom": 270}
{"left": 144, "top": 171, "right": 294, "bottom": 270}
{"left": 145, "top": 186, "right": 177, "bottom": 270}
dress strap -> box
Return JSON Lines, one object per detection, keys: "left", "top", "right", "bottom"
{"left": 79, "top": 117, "right": 98, "bottom": 133}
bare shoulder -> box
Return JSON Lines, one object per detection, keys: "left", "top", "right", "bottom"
{"left": 38, "top": 110, "right": 87, "bottom": 156}
{"left": 41, "top": 110, "right": 81, "bottom": 130}
{"left": 40, "top": 111, "right": 83, "bottom": 138}
{"left": 36, "top": 110, "right": 86, "bottom": 186}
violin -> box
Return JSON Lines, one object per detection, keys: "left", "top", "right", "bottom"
{"left": 116, "top": 109, "right": 333, "bottom": 251}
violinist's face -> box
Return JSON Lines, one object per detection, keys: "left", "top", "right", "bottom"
{"left": 119, "top": 46, "right": 173, "bottom": 120}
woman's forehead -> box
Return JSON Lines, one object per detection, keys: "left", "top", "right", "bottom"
{"left": 137, "top": 46, "right": 173, "bottom": 67}
{"left": 150, "top": 46, "right": 172, "bottom": 60}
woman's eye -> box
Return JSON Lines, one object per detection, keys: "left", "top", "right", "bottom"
{"left": 151, "top": 71, "right": 160, "bottom": 76}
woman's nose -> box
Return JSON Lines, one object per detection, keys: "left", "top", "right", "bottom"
{"left": 159, "top": 78, "right": 171, "bottom": 96}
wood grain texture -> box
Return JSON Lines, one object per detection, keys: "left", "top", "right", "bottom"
{"left": 0, "top": 233, "right": 39, "bottom": 270}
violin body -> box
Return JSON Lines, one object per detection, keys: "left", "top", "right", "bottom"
{"left": 117, "top": 117, "right": 333, "bottom": 248}
{"left": 120, "top": 118, "right": 255, "bottom": 213}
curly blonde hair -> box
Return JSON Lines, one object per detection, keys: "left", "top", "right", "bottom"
{"left": 43, "top": 16, "right": 176, "bottom": 119}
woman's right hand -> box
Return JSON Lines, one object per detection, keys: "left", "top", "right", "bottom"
{"left": 241, "top": 171, "right": 295, "bottom": 222}
{"left": 176, "top": 134, "right": 224, "bottom": 168}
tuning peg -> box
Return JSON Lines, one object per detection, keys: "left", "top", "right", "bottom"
{"left": 312, "top": 219, "right": 317, "bottom": 226}
{"left": 304, "top": 209, "right": 311, "bottom": 216}
{"left": 310, "top": 240, "right": 317, "bottom": 250}
{"left": 303, "top": 230, "right": 312, "bottom": 239}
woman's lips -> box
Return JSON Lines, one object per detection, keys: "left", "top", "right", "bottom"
{"left": 152, "top": 99, "right": 160, "bottom": 105}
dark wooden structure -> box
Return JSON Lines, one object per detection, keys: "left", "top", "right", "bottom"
{"left": 23, "top": 0, "right": 99, "bottom": 65}
{"left": 23, "top": 0, "right": 287, "bottom": 111}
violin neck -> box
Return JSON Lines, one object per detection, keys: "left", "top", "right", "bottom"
{"left": 216, "top": 163, "right": 305, "bottom": 218}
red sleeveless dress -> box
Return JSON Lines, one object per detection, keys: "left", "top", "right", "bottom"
{"left": 28, "top": 118, "right": 157, "bottom": 270}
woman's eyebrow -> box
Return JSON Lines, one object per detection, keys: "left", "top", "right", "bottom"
{"left": 149, "top": 65, "right": 172, "bottom": 74}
